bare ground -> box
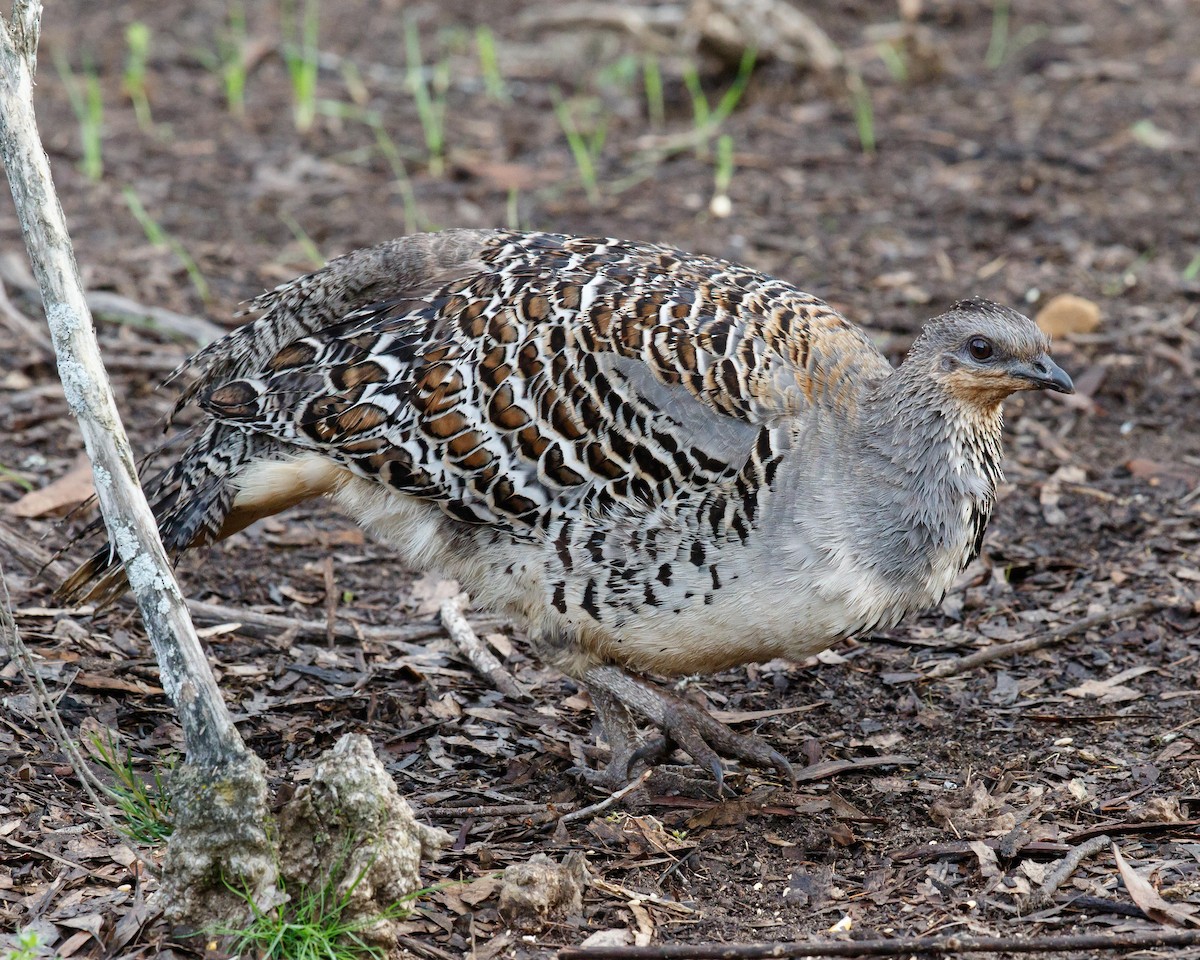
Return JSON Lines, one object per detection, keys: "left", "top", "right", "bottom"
{"left": 2, "top": 1, "right": 1199, "bottom": 957}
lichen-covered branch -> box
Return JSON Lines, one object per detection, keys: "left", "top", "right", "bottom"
{"left": 0, "top": 0, "right": 244, "bottom": 776}
{"left": 0, "top": 3, "right": 276, "bottom": 921}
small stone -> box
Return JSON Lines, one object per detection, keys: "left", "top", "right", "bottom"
{"left": 1035, "top": 294, "right": 1101, "bottom": 336}
{"left": 499, "top": 852, "right": 588, "bottom": 932}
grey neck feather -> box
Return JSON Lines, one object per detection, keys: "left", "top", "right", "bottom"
{"left": 843, "top": 361, "right": 1005, "bottom": 586}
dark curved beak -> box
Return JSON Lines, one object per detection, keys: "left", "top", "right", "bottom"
{"left": 1011, "top": 354, "right": 1074, "bottom": 394}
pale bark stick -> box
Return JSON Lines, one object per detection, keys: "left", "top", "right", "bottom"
{"left": 0, "top": 1, "right": 275, "bottom": 920}
{"left": 922, "top": 599, "right": 1162, "bottom": 680}
{"left": 440, "top": 593, "right": 526, "bottom": 698}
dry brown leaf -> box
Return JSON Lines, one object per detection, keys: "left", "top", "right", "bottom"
{"left": 1113, "top": 844, "right": 1200, "bottom": 927}
{"left": 1036, "top": 293, "right": 1101, "bottom": 336}
{"left": 458, "top": 874, "right": 502, "bottom": 906}
{"left": 1066, "top": 665, "right": 1155, "bottom": 702}
{"left": 629, "top": 899, "right": 654, "bottom": 946}
{"left": 579, "top": 929, "right": 634, "bottom": 948}
{"left": 8, "top": 455, "right": 93, "bottom": 518}
{"left": 968, "top": 839, "right": 1001, "bottom": 879}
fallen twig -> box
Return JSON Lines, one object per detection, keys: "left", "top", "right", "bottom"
{"left": 185, "top": 598, "right": 502, "bottom": 654}
{"left": 2, "top": 4, "right": 279, "bottom": 917}
{"left": 1017, "top": 833, "right": 1111, "bottom": 914}
{"left": 794, "top": 754, "right": 917, "bottom": 783}
{"left": 0, "top": 560, "right": 128, "bottom": 850}
{"left": 419, "top": 801, "right": 574, "bottom": 819}
{"left": 557, "top": 769, "right": 653, "bottom": 826}
{"left": 557, "top": 926, "right": 1200, "bottom": 959}
{"left": 922, "top": 600, "right": 1163, "bottom": 679}
{"left": 554, "top": 768, "right": 657, "bottom": 830}
{"left": 440, "top": 593, "right": 525, "bottom": 699}
{"left": 0, "top": 251, "right": 226, "bottom": 345}
{"left": 0, "top": 274, "right": 51, "bottom": 353}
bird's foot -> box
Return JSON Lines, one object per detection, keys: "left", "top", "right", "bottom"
{"left": 582, "top": 665, "right": 796, "bottom": 793}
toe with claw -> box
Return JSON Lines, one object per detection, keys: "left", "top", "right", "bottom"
{"left": 582, "top": 664, "right": 796, "bottom": 791}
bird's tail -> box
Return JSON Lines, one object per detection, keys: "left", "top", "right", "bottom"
{"left": 56, "top": 424, "right": 292, "bottom": 606}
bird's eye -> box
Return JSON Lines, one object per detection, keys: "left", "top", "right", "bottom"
{"left": 968, "top": 337, "right": 994, "bottom": 361}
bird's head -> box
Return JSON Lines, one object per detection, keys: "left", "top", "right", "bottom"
{"left": 909, "top": 298, "right": 1074, "bottom": 413}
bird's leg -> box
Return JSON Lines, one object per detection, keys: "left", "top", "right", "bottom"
{"left": 581, "top": 683, "right": 669, "bottom": 791}
{"left": 581, "top": 665, "right": 796, "bottom": 791}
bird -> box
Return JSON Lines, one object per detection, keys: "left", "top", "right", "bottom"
{"left": 59, "top": 229, "right": 1074, "bottom": 789}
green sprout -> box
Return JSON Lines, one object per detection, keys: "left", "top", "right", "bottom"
{"left": 212, "top": 858, "right": 427, "bottom": 960}
{"left": 0, "top": 464, "right": 35, "bottom": 492}
{"left": 280, "top": 211, "right": 326, "bottom": 269}
{"left": 282, "top": 0, "right": 321, "bottom": 132}
{"left": 876, "top": 41, "right": 908, "bottom": 83}
{"left": 642, "top": 55, "right": 665, "bottom": 129}
{"left": 475, "top": 26, "right": 509, "bottom": 103}
{"left": 55, "top": 53, "right": 105, "bottom": 181}
{"left": 123, "top": 187, "right": 211, "bottom": 303}
{"left": 681, "top": 48, "right": 756, "bottom": 154}
{"left": 985, "top": 0, "right": 1047, "bottom": 69}
{"left": 221, "top": 0, "right": 249, "bottom": 117}
{"left": 86, "top": 729, "right": 174, "bottom": 845}
{"left": 3, "top": 928, "right": 45, "bottom": 960}
{"left": 847, "top": 71, "right": 876, "bottom": 156}
{"left": 710, "top": 133, "right": 735, "bottom": 217}
{"left": 124, "top": 22, "right": 155, "bottom": 133}
{"left": 551, "top": 89, "right": 606, "bottom": 205}
{"left": 405, "top": 21, "right": 450, "bottom": 176}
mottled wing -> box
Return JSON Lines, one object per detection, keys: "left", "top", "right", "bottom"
{"left": 199, "top": 232, "right": 893, "bottom": 539}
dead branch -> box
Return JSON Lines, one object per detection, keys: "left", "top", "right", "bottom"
{"left": 440, "top": 593, "right": 525, "bottom": 698}
{"left": 0, "top": 559, "right": 125, "bottom": 843}
{"left": 557, "top": 769, "right": 653, "bottom": 826}
{"left": 520, "top": 0, "right": 841, "bottom": 72}
{"left": 922, "top": 600, "right": 1163, "bottom": 679}
{"left": 0, "top": 251, "right": 226, "bottom": 345}
{"left": 0, "top": 274, "right": 51, "bottom": 353}
{"left": 0, "top": 3, "right": 275, "bottom": 921}
{"left": 557, "top": 927, "right": 1200, "bottom": 959}
{"left": 1017, "top": 833, "right": 1111, "bottom": 914}
{"left": 187, "top": 597, "right": 504, "bottom": 653}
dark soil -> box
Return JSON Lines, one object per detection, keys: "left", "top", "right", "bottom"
{"left": 2, "top": 1, "right": 1199, "bottom": 957}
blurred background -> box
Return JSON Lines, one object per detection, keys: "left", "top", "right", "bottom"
{"left": 5, "top": 0, "right": 1197, "bottom": 333}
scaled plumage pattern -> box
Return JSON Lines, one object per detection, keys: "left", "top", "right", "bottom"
{"left": 61, "top": 230, "right": 1074, "bottom": 787}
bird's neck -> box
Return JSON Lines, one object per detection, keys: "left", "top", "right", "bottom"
{"left": 848, "top": 366, "right": 1006, "bottom": 578}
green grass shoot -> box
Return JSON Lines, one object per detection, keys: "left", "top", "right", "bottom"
{"left": 212, "top": 855, "right": 424, "bottom": 960}
{"left": 124, "top": 22, "right": 154, "bottom": 133}
{"left": 55, "top": 53, "right": 105, "bottom": 181}
{"left": 317, "top": 99, "right": 429, "bottom": 234}
{"left": 505, "top": 186, "right": 523, "bottom": 231}
{"left": 711, "top": 133, "right": 734, "bottom": 216}
{"left": 122, "top": 187, "right": 212, "bottom": 303}
{"left": 3, "top": 928, "right": 44, "bottom": 960}
{"left": 986, "top": 0, "right": 1047, "bottom": 69}
{"left": 848, "top": 71, "right": 876, "bottom": 156}
{"left": 0, "top": 464, "right": 35, "bottom": 492}
{"left": 877, "top": 41, "right": 908, "bottom": 83}
{"left": 405, "top": 21, "right": 450, "bottom": 177}
{"left": 1183, "top": 253, "right": 1200, "bottom": 282}
{"left": 86, "top": 728, "right": 174, "bottom": 845}
{"left": 475, "top": 26, "right": 508, "bottom": 103}
{"left": 280, "top": 211, "right": 326, "bottom": 268}
{"left": 282, "top": 0, "right": 321, "bottom": 132}
{"left": 221, "top": 0, "right": 249, "bottom": 117}
{"left": 642, "top": 55, "right": 665, "bottom": 128}
{"left": 551, "top": 89, "right": 606, "bottom": 205}
{"left": 681, "top": 48, "right": 756, "bottom": 154}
